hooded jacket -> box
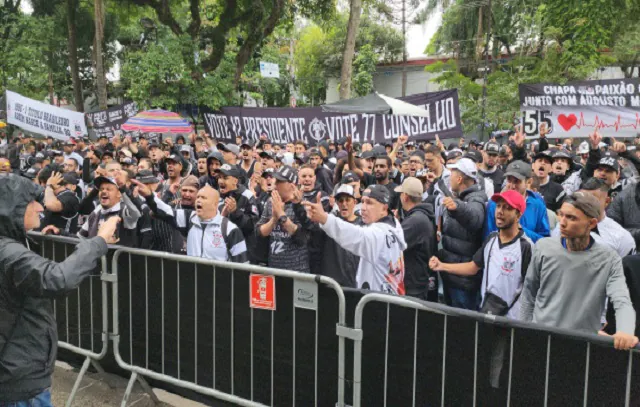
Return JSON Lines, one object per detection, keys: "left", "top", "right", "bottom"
{"left": 0, "top": 174, "right": 107, "bottom": 402}
{"left": 485, "top": 190, "right": 550, "bottom": 243}
{"left": 401, "top": 203, "right": 437, "bottom": 293}
{"left": 439, "top": 184, "right": 488, "bottom": 291}
{"left": 218, "top": 185, "right": 260, "bottom": 263}
{"left": 320, "top": 214, "right": 407, "bottom": 295}
{"left": 607, "top": 183, "right": 640, "bottom": 249}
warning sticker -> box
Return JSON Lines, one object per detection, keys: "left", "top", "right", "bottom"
{"left": 250, "top": 274, "right": 276, "bottom": 310}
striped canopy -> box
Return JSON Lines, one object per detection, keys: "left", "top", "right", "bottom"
{"left": 121, "top": 109, "right": 193, "bottom": 134}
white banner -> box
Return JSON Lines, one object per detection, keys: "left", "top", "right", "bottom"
{"left": 259, "top": 61, "right": 280, "bottom": 78}
{"left": 5, "top": 90, "right": 87, "bottom": 140}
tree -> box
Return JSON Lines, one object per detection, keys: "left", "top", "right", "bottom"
{"left": 614, "top": 27, "right": 640, "bottom": 78}
{"left": 94, "top": 0, "right": 108, "bottom": 109}
{"left": 352, "top": 44, "right": 377, "bottom": 96}
{"left": 339, "top": 0, "right": 363, "bottom": 100}
{"left": 66, "top": 0, "right": 84, "bottom": 111}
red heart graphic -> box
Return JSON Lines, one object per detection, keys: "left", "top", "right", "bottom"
{"left": 557, "top": 114, "right": 577, "bottom": 131}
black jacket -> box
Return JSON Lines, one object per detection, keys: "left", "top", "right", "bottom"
{"left": 439, "top": 184, "right": 487, "bottom": 291}
{"left": 0, "top": 174, "right": 107, "bottom": 402}
{"left": 218, "top": 186, "right": 260, "bottom": 263}
{"left": 402, "top": 203, "right": 437, "bottom": 293}
{"left": 607, "top": 183, "right": 640, "bottom": 248}
{"left": 538, "top": 179, "right": 566, "bottom": 212}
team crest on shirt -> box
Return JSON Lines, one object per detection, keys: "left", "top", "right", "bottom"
{"left": 212, "top": 232, "right": 223, "bottom": 247}
{"left": 501, "top": 257, "right": 515, "bottom": 274}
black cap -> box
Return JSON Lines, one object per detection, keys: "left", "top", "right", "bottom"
{"left": 504, "top": 160, "right": 532, "bottom": 180}
{"left": 533, "top": 149, "right": 554, "bottom": 162}
{"left": 166, "top": 154, "right": 183, "bottom": 164}
{"left": 463, "top": 150, "right": 483, "bottom": 164}
{"left": 62, "top": 172, "right": 78, "bottom": 185}
{"left": 259, "top": 150, "right": 275, "bottom": 159}
{"left": 308, "top": 148, "right": 321, "bottom": 157}
{"left": 273, "top": 165, "right": 298, "bottom": 184}
{"left": 484, "top": 141, "right": 500, "bottom": 154}
{"left": 362, "top": 184, "right": 391, "bottom": 205}
{"left": 552, "top": 149, "right": 572, "bottom": 160}
{"left": 241, "top": 140, "right": 255, "bottom": 149}
{"left": 136, "top": 170, "right": 160, "bottom": 184}
{"left": 341, "top": 171, "right": 360, "bottom": 184}
{"left": 148, "top": 142, "right": 161, "bottom": 150}
{"left": 597, "top": 152, "right": 620, "bottom": 172}
{"left": 24, "top": 167, "right": 38, "bottom": 180}
{"left": 360, "top": 151, "right": 375, "bottom": 159}
{"left": 216, "top": 163, "right": 241, "bottom": 178}
{"left": 102, "top": 150, "right": 114, "bottom": 158}
{"left": 207, "top": 151, "right": 225, "bottom": 164}
{"left": 93, "top": 176, "right": 118, "bottom": 188}
{"left": 262, "top": 168, "right": 275, "bottom": 177}
{"left": 98, "top": 134, "right": 108, "bottom": 139}
{"left": 120, "top": 157, "right": 136, "bottom": 166}
{"left": 498, "top": 146, "right": 509, "bottom": 157}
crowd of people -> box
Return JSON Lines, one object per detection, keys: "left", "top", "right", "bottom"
{"left": 1, "top": 125, "right": 640, "bottom": 351}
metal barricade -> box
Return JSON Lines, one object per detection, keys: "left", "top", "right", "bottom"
{"left": 29, "top": 232, "right": 111, "bottom": 407}
{"left": 349, "top": 293, "right": 640, "bottom": 407}
{"left": 110, "top": 247, "right": 347, "bottom": 407}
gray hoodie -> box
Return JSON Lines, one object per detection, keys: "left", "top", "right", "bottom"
{"left": 320, "top": 214, "right": 407, "bottom": 295}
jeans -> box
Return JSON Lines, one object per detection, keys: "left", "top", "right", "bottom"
{"left": 443, "top": 285, "right": 480, "bottom": 310}
{"left": 0, "top": 389, "right": 53, "bottom": 407}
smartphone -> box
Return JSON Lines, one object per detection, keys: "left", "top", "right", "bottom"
{"left": 437, "top": 179, "right": 454, "bottom": 199}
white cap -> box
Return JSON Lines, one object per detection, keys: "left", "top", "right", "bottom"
{"left": 447, "top": 157, "right": 478, "bottom": 181}
{"left": 334, "top": 184, "right": 356, "bottom": 198}
{"left": 577, "top": 141, "right": 589, "bottom": 155}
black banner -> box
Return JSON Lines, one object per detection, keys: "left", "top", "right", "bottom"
{"left": 204, "top": 90, "right": 462, "bottom": 145}
{"left": 86, "top": 102, "right": 138, "bottom": 138}
{"left": 519, "top": 78, "right": 640, "bottom": 138}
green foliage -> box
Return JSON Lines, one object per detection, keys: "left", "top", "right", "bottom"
{"left": 293, "top": 11, "right": 403, "bottom": 104}
{"left": 352, "top": 44, "right": 377, "bottom": 96}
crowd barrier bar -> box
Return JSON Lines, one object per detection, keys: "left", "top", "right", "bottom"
{"left": 110, "top": 247, "right": 347, "bottom": 407}
{"left": 349, "top": 293, "right": 640, "bottom": 407}
{"left": 31, "top": 233, "right": 112, "bottom": 407}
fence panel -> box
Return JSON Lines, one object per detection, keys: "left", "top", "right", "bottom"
{"left": 351, "top": 293, "right": 640, "bottom": 407}
{"left": 111, "top": 248, "right": 346, "bottom": 407}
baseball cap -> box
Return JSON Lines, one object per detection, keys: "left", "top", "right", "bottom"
{"left": 119, "top": 149, "right": 133, "bottom": 158}
{"left": 577, "top": 141, "right": 590, "bottom": 155}
{"left": 136, "top": 170, "right": 160, "bottom": 184}
{"left": 93, "top": 176, "right": 118, "bottom": 188}
{"left": 335, "top": 150, "right": 348, "bottom": 160}
{"left": 359, "top": 151, "right": 375, "bottom": 160}
{"left": 166, "top": 154, "right": 183, "bottom": 164}
{"left": 259, "top": 150, "right": 275, "bottom": 159}
{"left": 308, "top": 148, "right": 322, "bottom": 157}
{"left": 262, "top": 168, "right": 275, "bottom": 177}
{"left": 182, "top": 175, "right": 200, "bottom": 190}
{"left": 362, "top": 184, "right": 391, "bottom": 205}
{"left": 491, "top": 190, "right": 526, "bottom": 214}
{"left": 120, "top": 157, "right": 136, "bottom": 166}
{"left": 62, "top": 172, "right": 78, "bottom": 185}
{"left": 216, "top": 163, "right": 241, "bottom": 178}
{"left": 463, "top": 150, "right": 483, "bottom": 164}
{"left": 415, "top": 169, "right": 428, "bottom": 179}
{"left": 24, "top": 167, "right": 38, "bottom": 180}
{"left": 533, "top": 149, "right": 554, "bottom": 162}
{"left": 504, "top": 160, "right": 532, "bottom": 180}
{"left": 394, "top": 177, "right": 423, "bottom": 198}
{"left": 148, "top": 142, "right": 161, "bottom": 150}
{"left": 334, "top": 184, "right": 356, "bottom": 199}
{"left": 341, "top": 171, "right": 360, "bottom": 184}
{"left": 179, "top": 144, "right": 191, "bottom": 153}
{"left": 552, "top": 149, "right": 572, "bottom": 160}
{"left": 448, "top": 158, "right": 478, "bottom": 181}
{"left": 447, "top": 149, "right": 463, "bottom": 161}
{"left": 484, "top": 141, "right": 500, "bottom": 154}
{"left": 217, "top": 143, "right": 240, "bottom": 155}
{"left": 498, "top": 146, "right": 509, "bottom": 157}
{"left": 564, "top": 191, "right": 602, "bottom": 220}
{"left": 597, "top": 152, "right": 620, "bottom": 172}
{"left": 273, "top": 165, "right": 298, "bottom": 184}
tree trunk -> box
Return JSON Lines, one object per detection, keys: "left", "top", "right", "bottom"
{"left": 48, "top": 51, "right": 55, "bottom": 105}
{"left": 401, "top": 0, "right": 407, "bottom": 97}
{"left": 66, "top": 0, "right": 84, "bottom": 112}
{"left": 476, "top": 6, "right": 483, "bottom": 62}
{"left": 94, "top": 0, "right": 108, "bottom": 110}
{"left": 339, "top": 0, "right": 362, "bottom": 100}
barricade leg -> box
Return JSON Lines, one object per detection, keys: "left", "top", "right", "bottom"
{"left": 65, "top": 356, "right": 91, "bottom": 407}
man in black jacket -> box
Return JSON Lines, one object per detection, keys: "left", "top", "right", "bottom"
{"left": 438, "top": 157, "right": 488, "bottom": 309}
{"left": 532, "top": 149, "right": 566, "bottom": 212}
{"left": 396, "top": 177, "right": 438, "bottom": 301}
{"left": 0, "top": 174, "right": 118, "bottom": 405}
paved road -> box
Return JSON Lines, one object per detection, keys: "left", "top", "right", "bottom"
{"left": 51, "top": 361, "right": 206, "bottom": 407}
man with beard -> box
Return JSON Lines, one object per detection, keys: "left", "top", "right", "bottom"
{"left": 520, "top": 192, "right": 638, "bottom": 350}
{"left": 259, "top": 150, "right": 277, "bottom": 171}
{"left": 160, "top": 154, "right": 184, "bottom": 203}
{"left": 479, "top": 141, "right": 504, "bottom": 194}
{"left": 373, "top": 156, "right": 400, "bottom": 212}
{"left": 40, "top": 171, "right": 81, "bottom": 236}
{"left": 135, "top": 181, "right": 249, "bottom": 262}
{"left": 257, "top": 166, "right": 311, "bottom": 272}
{"left": 239, "top": 141, "right": 256, "bottom": 178}
{"left": 217, "top": 143, "right": 247, "bottom": 185}
{"left": 77, "top": 176, "right": 149, "bottom": 248}
{"left": 396, "top": 177, "right": 437, "bottom": 301}
{"left": 216, "top": 164, "right": 260, "bottom": 262}
{"left": 532, "top": 149, "right": 565, "bottom": 212}
{"left": 308, "top": 148, "right": 334, "bottom": 194}
{"left": 485, "top": 160, "right": 550, "bottom": 242}
{"left": 299, "top": 165, "right": 331, "bottom": 212}
{"left": 199, "top": 151, "right": 224, "bottom": 189}
{"left": 304, "top": 184, "right": 407, "bottom": 294}
{"left": 408, "top": 152, "right": 425, "bottom": 178}
{"left": 431, "top": 190, "right": 532, "bottom": 318}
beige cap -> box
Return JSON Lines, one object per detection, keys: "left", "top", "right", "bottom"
{"left": 394, "top": 177, "right": 423, "bottom": 198}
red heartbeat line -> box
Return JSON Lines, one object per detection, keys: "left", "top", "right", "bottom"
{"left": 570, "top": 112, "right": 640, "bottom": 131}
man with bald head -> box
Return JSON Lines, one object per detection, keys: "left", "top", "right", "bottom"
{"left": 133, "top": 181, "right": 248, "bottom": 262}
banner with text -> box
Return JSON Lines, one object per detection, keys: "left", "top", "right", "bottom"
{"left": 5, "top": 90, "right": 87, "bottom": 140}
{"left": 519, "top": 78, "right": 640, "bottom": 138}
{"left": 204, "top": 90, "right": 462, "bottom": 145}
{"left": 86, "top": 101, "right": 138, "bottom": 138}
